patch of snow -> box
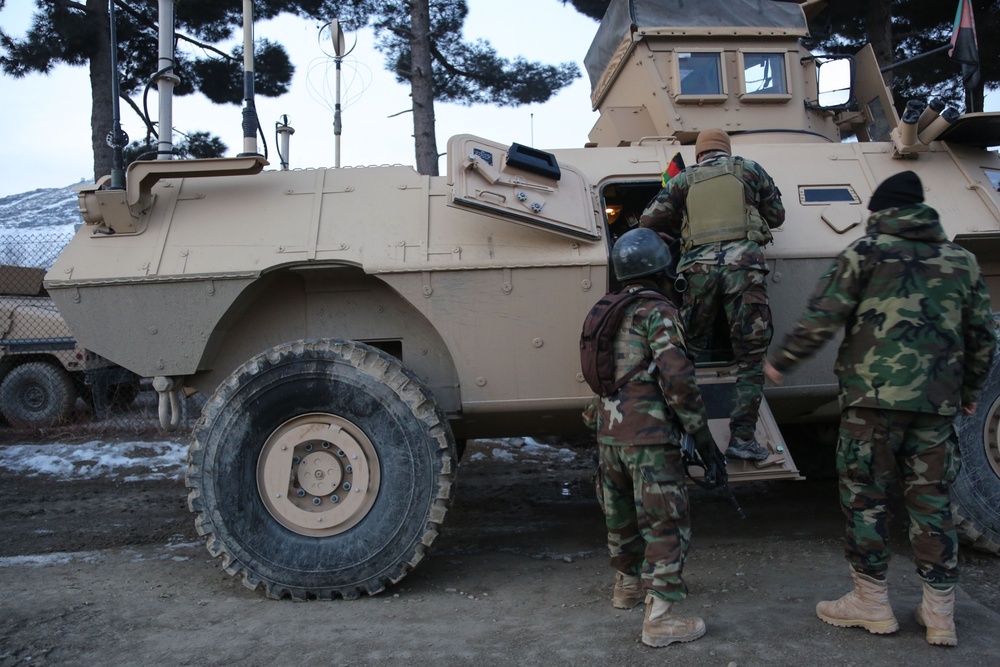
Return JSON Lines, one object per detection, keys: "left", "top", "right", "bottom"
{"left": 0, "top": 440, "right": 187, "bottom": 481}
{"left": 490, "top": 448, "right": 517, "bottom": 462}
{"left": 0, "top": 550, "right": 103, "bottom": 568}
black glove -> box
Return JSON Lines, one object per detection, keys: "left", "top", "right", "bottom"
{"left": 692, "top": 427, "right": 728, "bottom": 487}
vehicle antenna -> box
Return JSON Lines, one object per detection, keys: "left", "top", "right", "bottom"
{"left": 107, "top": 0, "right": 127, "bottom": 190}
{"left": 331, "top": 20, "right": 349, "bottom": 168}
{"left": 238, "top": 0, "right": 263, "bottom": 157}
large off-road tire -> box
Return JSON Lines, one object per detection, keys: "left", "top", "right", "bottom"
{"left": 186, "top": 339, "right": 457, "bottom": 600}
{"left": 0, "top": 361, "right": 76, "bottom": 428}
{"left": 954, "top": 352, "right": 1000, "bottom": 555}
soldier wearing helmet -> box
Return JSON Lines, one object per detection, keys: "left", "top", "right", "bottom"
{"left": 639, "top": 128, "right": 785, "bottom": 462}
{"left": 584, "top": 227, "right": 725, "bottom": 648}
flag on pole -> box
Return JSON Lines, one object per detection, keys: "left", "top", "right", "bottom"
{"left": 661, "top": 152, "right": 685, "bottom": 187}
{"left": 949, "top": 0, "right": 981, "bottom": 88}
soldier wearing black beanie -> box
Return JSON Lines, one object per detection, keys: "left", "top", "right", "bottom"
{"left": 868, "top": 170, "right": 925, "bottom": 212}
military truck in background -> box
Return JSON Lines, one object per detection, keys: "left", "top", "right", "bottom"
{"left": 0, "top": 264, "right": 140, "bottom": 428}
{"left": 45, "top": 0, "right": 1000, "bottom": 599}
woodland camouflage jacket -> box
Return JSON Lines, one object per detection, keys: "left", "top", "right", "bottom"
{"left": 583, "top": 291, "right": 708, "bottom": 446}
{"left": 769, "top": 204, "right": 996, "bottom": 415}
{"left": 639, "top": 155, "right": 785, "bottom": 272}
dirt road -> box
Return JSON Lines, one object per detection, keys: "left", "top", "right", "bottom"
{"left": 1, "top": 437, "right": 998, "bottom": 666}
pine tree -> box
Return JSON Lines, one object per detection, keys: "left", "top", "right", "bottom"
{"left": 319, "top": 1, "right": 579, "bottom": 175}
{"left": 0, "top": 1, "right": 331, "bottom": 180}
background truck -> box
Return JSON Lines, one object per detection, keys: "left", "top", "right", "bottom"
{"left": 1, "top": 264, "right": 139, "bottom": 428}
{"left": 46, "top": 0, "right": 1000, "bottom": 599}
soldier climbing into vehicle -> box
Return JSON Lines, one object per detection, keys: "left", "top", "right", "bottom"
{"left": 639, "top": 128, "right": 785, "bottom": 462}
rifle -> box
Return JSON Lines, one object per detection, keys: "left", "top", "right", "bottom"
{"left": 681, "top": 433, "right": 746, "bottom": 519}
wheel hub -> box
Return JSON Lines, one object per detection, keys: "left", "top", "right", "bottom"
{"left": 23, "top": 385, "right": 46, "bottom": 410}
{"left": 257, "top": 413, "right": 380, "bottom": 537}
{"left": 982, "top": 394, "right": 1000, "bottom": 480}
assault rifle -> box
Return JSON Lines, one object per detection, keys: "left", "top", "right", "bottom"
{"left": 681, "top": 433, "right": 746, "bottom": 519}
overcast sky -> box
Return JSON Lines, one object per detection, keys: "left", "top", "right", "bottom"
{"left": 0, "top": 1, "right": 600, "bottom": 198}
{"left": 1, "top": 2, "right": 996, "bottom": 199}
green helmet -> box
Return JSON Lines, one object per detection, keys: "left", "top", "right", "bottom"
{"left": 612, "top": 228, "right": 673, "bottom": 281}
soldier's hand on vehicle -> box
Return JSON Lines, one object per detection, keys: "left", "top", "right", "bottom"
{"left": 764, "top": 360, "right": 783, "bottom": 385}
{"left": 693, "top": 426, "right": 727, "bottom": 486}
{"left": 962, "top": 402, "right": 977, "bottom": 416}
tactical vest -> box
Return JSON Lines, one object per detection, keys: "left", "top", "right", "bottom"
{"left": 681, "top": 158, "right": 772, "bottom": 252}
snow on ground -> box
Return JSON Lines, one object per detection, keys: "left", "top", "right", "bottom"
{"left": 0, "top": 437, "right": 577, "bottom": 482}
{"left": 467, "top": 437, "right": 577, "bottom": 464}
{"left": 0, "top": 440, "right": 188, "bottom": 482}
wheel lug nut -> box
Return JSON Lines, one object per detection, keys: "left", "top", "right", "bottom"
{"left": 305, "top": 443, "right": 313, "bottom": 452}
{"left": 312, "top": 497, "right": 322, "bottom": 506}
{"left": 342, "top": 482, "right": 351, "bottom": 491}
{"left": 330, "top": 495, "right": 340, "bottom": 504}
{"left": 292, "top": 455, "right": 301, "bottom": 464}
{"left": 297, "top": 489, "right": 306, "bottom": 497}
{"left": 337, "top": 450, "right": 346, "bottom": 458}
{"left": 322, "top": 442, "right": 330, "bottom": 449}
{"left": 345, "top": 465, "right": 353, "bottom": 474}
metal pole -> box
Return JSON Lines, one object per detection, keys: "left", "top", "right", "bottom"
{"left": 880, "top": 43, "right": 950, "bottom": 73}
{"left": 239, "top": 0, "right": 260, "bottom": 156}
{"left": 108, "top": 0, "right": 126, "bottom": 188}
{"left": 331, "top": 20, "right": 346, "bottom": 168}
{"left": 156, "top": 0, "right": 179, "bottom": 160}
{"left": 335, "top": 55, "right": 342, "bottom": 168}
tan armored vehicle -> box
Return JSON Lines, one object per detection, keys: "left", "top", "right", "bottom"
{"left": 0, "top": 265, "right": 138, "bottom": 427}
{"left": 47, "top": 0, "right": 1000, "bottom": 599}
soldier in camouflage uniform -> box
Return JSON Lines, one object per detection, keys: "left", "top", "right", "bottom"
{"left": 640, "top": 128, "right": 784, "bottom": 461}
{"left": 583, "top": 227, "right": 726, "bottom": 648}
{"left": 764, "top": 171, "right": 996, "bottom": 647}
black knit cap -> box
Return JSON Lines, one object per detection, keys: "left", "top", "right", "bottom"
{"left": 868, "top": 170, "right": 924, "bottom": 212}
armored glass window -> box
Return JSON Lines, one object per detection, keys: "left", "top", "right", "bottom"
{"left": 678, "top": 52, "right": 723, "bottom": 95}
{"left": 743, "top": 53, "right": 786, "bottom": 95}
{"left": 798, "top": 186, "right": 860, "bottom": 205}
{"left": 984, "top": 169, "right": 1000, "bottom": 193}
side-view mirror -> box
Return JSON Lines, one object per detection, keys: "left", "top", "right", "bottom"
{"left": 804, "top": 55, "right": 856, "bottom": 112}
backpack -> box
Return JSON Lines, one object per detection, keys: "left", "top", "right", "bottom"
{"left": 579, "top": 288, "right": 673, "bottom": 397}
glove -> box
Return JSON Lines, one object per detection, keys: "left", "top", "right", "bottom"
{"left": 692, "top": 427, "right": 728, "bottom": 487}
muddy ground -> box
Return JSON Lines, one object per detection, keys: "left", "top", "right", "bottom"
{"left": 1, "top": 437, "right": 998, "bottom": 667}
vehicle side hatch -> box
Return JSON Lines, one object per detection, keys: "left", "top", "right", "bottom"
{"left": 447, "top": 134, "right": 601, "bottom": 241}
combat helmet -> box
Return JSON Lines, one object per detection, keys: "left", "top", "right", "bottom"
{"left": 612, "top": 228, "right": 673, "bottom": 281}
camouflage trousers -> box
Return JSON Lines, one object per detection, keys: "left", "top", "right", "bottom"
{"left": 598, "top": 442, "right": 690, "bottom": 601}
{"left": 837, "top": 406, "right": 961, "bottom": 585}
{"left": 681, "top": 264, "right": 772, "bottom": 441}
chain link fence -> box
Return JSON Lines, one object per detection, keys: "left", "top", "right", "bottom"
{"left": 0, "top": 230, "right": 202, "bottom": 442}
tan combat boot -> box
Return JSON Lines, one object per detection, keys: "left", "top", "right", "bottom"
{"left": 612, "top": 571, "right": 644, "bottom": 609}
{"left": 914, "top": 582, "right": 957, "bottom": 646}
{"left": 815, "top": 569, "right": 899, "bottom": 634}
{"left": 641, "top": 594, "right": 706, "bottom": 647}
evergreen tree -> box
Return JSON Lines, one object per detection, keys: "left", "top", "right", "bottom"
{"left": 318, "top": 1, "right": 579, "bottom": 175}
{"left": 812, "top": 0, "right": 999, "bottom": 114}
{"left": 0, "top": 1, "right": 331, "bottom": 180}
{"left": 560, "top": 0, "right": 607, "bottom": 21}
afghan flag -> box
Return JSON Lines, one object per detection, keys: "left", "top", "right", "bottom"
{"left": 949, "top": 0, "right": 981, "bottom": 88}
{"left": 662, "top": 152, "right": 685, "bottom": 187}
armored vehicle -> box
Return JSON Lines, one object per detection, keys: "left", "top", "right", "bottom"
{"left": 1, "top": 264, "right": 139, "bottom": 428}
{"left": 47, "top": 0, "right": 1000, "bottom": 599}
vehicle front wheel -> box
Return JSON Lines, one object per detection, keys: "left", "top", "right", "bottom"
{"left": 0, "top": 361, "right": 76, "bottom": 428}
{"left": 955, "top": 351, "right": 1000, "bottom": 554}
{"left": 186, "top": 339, "right": 457, "bottom": 599}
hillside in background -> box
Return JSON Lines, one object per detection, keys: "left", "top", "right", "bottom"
{"left": 0, "top": 183, "right": 83, "bottom": 268}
